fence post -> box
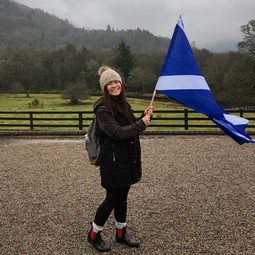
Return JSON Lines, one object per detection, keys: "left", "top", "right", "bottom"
{"left": 240, "top": 108, "right": 243, "bottom": 117}
{"left": 184, "top": 109, "right": 188, "bottom": 130}
{"left": 78, "top": 112, "right": 83, "bottom": 130}
{"left": 29, "top": 113, "right": 33, "bottom": 130}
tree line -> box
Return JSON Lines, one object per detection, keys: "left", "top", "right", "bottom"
{"left": 0, "top": 20, "right": 255, "bottom": 107}
{"left": 0, "top": 0, "right": 169, "bottom": 54}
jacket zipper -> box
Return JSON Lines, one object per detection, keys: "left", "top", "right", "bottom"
{"left": 112, "top": 143, "right": 116, "bottom": 161}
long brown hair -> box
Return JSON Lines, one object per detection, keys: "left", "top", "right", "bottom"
{"left": 101, "top": 85, "right": 132, "bottom": 122}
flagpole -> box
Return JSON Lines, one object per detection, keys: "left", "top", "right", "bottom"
{"left": 149, "top": 89, "right": 157, "bottom": 107}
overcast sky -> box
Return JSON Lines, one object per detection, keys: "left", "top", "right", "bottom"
{"left": 14, "top": 0, "right": 255, "bottom": 51}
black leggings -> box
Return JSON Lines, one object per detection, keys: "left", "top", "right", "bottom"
{"left": 94, "top": 186, "right": 130, "bottom": 227}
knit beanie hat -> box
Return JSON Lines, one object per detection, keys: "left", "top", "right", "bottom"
{"left": 98, "top": 66, "right": 122, "bottom": 91}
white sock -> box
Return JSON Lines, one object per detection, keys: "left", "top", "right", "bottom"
{"left": 115, "top": 220, "right": 126, "bottom": 229}
{"left": 92, "top": 222, "right": 104, "bottom": 233}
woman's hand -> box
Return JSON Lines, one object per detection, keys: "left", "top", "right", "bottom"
{"left": 144, "top": 106, "right": 153, "bottom": 117}
{"left": 142, "top": 114, "right": 151, "bottom": 127}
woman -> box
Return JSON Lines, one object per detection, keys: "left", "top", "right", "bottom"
{"left": 87, "top": 66, "right": 152, "bottom": 252}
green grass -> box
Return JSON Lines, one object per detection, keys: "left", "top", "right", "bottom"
{"left": 0, "top": 93, "right": 183, "bottom": 111}
{"left": 0, "top": 93, "right": 254, "bottom": 132}
{"left": 0, "top": 93, "right": 95, "bottom": 111}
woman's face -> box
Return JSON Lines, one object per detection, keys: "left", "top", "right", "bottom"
{"left": 106, "top": 80, "right": 122, "bottom": 96}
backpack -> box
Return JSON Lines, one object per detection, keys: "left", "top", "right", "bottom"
{"left": 84, "top": 116, "right": 101, "bottom": 166}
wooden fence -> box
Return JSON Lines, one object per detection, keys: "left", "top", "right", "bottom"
{"left": 0, "top": 109, "right": 255, "bottom": 134}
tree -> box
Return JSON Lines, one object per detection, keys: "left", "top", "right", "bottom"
{"left": 128, "top": 67, "right": 156, "bottom": 95}
{"left": 62, "top": 81, "right": 90, "bottom": 104}
{"left": 193, "top": 48, "right": 213, "bottom": 74}
{"left": 0, "top": 48, "right": 40, "bottom": 96}
{"left": 223, "top": 53, "right": 255, "bottom": 107}
{"left": 205, "top": 52, "right": 232, "bottom": 102}
{"left": 51, "top": 44, "right": 86, "bottom": 89}
{"left": 84, "top": 60, "right": 100, "bottom": 91}
{"left": 10, "top": 82, "right": 24, "bottom": 96}
{"left": 114, "top": 40, "right": 134, "bottom": 81}
{"left": 238, "top": 20, "right": 255, "bottom": 57}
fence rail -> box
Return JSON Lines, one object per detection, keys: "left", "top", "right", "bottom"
{"left": 0, "top": 109, "right": 255, "bottom": 134}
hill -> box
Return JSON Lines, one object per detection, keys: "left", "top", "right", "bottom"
{"left": 0, "top": 0, "right": 170, "bottom": 54}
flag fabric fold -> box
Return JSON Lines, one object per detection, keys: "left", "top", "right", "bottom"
{"left": 155, "top": 16, "right": 255, "bottom": 144}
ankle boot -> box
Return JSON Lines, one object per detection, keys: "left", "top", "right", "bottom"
{"left": 116, "top": 227, "right": 140, "bottom": 248}
{"left": 87, "top": 228, "right": 111, "bottom": 252}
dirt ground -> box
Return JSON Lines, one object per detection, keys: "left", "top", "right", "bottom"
{"left": 1, "top": 136, "right": 255, "bottom": 255}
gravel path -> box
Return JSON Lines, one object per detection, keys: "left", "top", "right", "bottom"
{"left": 1, "top": 136, "right": 255, "bottom": 255}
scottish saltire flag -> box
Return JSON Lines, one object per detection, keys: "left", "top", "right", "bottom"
{"left": 155, "top": 16, "right": 255, "bottom": 144}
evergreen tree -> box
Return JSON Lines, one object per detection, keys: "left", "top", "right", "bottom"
{"left": 114, "top": 40, "right": 134, "bottom": 81}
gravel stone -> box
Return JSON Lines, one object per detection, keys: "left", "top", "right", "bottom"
{"left": 1, "top": 136, "right": 255, "bottom": 255}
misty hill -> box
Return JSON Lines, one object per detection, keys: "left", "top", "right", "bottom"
{"left": 0, "top": 0, "right": 170, "bottom": 54}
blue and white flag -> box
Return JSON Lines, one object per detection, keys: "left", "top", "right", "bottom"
{"left": 155, "top": 16, "right": 255, "bottom": 144}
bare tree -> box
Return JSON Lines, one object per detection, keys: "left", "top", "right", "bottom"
{"left": 238, "top": 20, "right": 255, "bottom": 57}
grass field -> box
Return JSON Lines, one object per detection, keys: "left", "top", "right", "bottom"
{"left": 0, "top": 93, "right": 187, "bottom": 131}
{"left": 0, "top": 93, "right": 182, "bottom": 111}
{"left": 0, "top": 93, "right": 254, "bottom": 132}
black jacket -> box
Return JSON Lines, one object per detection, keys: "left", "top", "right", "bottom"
{"left": 94, "top": 101, "right": 146, "bottom": 189}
